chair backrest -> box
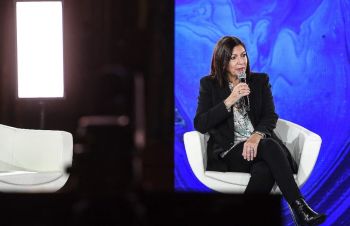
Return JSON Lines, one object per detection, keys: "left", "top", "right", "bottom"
{"left": 274, "top": 119, "right": 303, "bottom": 166}
{"left": 274, "top": 119, "right": 321, "bottom": 167}
{"left": 0, "top": 124, "right": 73, "bottom": 172}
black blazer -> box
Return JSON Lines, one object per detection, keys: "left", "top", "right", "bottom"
{"left": 194, "top": 73, "right": 297, "bottom": 172}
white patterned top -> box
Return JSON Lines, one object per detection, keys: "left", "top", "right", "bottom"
{"left": 220, "top": 82, "right": 254, "bottom": 158}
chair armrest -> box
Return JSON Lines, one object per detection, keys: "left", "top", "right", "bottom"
{"left": 274, "top": 119, "right": 322, "bottom": 186}
{"left": 184, "top": 131, "right": 207, "bottom": 179}
{"left": 297, "top": 134, "right": 321, "bottom": 186}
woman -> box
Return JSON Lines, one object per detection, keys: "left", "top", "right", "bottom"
{"left": 194, "top": 36, "right": 326, "bottom": 226}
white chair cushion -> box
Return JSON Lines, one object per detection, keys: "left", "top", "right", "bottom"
{"left": 205, "top": 171, "right": 250, "bottom": 186}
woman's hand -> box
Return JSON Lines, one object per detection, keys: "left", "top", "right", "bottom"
{"left": 224, "top": 83, "right": 250, "bottom": 108}
{"left": 242, "top": 133, "right": 263, "bottom": 161}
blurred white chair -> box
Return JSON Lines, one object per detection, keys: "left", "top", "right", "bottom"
{"left": 0, "top": 124, "right": 73, "bottom": 192}
{"left": 183, "top": 119, "right": 321, "bottom": 193}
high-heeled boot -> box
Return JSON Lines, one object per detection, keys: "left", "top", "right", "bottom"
{"left": 289, "top": 198, "right": 326, "bottom": 226}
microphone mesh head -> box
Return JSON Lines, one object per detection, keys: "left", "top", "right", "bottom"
{"left": 238, "top": 72, "right": 246, "bottom": 80}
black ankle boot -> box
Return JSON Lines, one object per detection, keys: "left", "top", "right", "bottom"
{"left": 289, "top": 198, "right": 326, "bottom": 226}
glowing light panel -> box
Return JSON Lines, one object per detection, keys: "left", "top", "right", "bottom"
{"left": 16, "top": 1, "right": 64, "bottom": 98}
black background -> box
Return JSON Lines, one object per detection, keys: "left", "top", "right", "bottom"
{"left": 0, "top": 0, "right": 173, "bottom": 191}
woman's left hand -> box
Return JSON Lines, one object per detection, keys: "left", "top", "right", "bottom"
{"left": 242, "top": 134, "right": 263, "bottom": 161}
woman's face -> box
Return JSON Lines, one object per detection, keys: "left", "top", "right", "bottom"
{"left": 226, "top": 44, "right": 247, "bottom": 78}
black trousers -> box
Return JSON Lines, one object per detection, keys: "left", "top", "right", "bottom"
{"left": 222, "top": 138, "right": 301, "bottom": 204}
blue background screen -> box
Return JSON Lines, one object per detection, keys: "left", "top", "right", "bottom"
{"left": 175, "top": 0, "right": 350, "bottom": 225}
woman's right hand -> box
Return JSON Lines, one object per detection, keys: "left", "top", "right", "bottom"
{"left": 224, "top": 83, "right": 250, "bottom": 108}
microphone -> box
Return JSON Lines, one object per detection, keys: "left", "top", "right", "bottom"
{"left": 238, "top": 71, "right": 246, "bottom": 83}
{"left": 237, "top": 72, "right": 250, "bottom": 111}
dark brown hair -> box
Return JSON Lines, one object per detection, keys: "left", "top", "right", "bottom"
{"left": 210, "top": 36, "right": 251, "bottom": 87}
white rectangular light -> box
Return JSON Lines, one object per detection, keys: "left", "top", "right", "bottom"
{"left": 16, "top": 1, "right": 64, "bottom": 98}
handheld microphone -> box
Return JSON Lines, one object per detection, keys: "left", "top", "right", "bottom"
{"left": 238, "top": 72, "right": 250, "bottom": 111}
{"left": 238, "top": 71, "right": 246, "bottom": 83}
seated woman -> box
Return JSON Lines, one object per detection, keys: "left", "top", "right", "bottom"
{"left": 194, "top": 36, "right": 326, "bottom": 226}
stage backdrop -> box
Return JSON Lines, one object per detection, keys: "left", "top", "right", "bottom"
{"left": 174, "top": 0, "right": 350, "bottom": 225}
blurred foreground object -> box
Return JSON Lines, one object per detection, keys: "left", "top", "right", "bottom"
{"left": 70, "top": 70, "right": 145, "bottom": 193}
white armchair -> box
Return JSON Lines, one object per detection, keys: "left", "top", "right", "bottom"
{"left": 183, "top": 119, "right": 321, "bottom": 193}
{"left": 0, "top": 124, "right": 73, "bottom": 192}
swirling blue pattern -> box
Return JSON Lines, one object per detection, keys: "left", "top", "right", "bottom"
{"left": 175, "top": 0, "right": 350, "bottom": 225}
